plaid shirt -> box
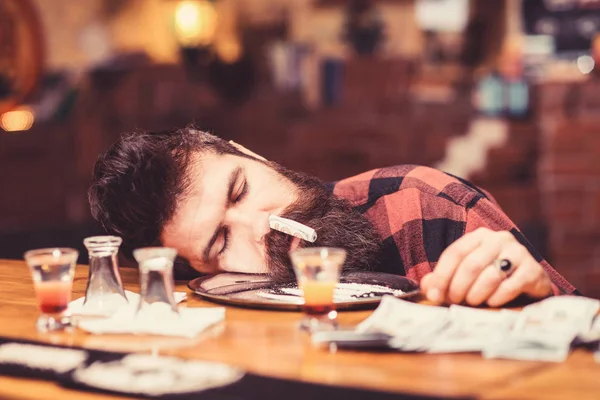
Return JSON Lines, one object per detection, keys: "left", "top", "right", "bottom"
{"left": 329, "top": 165, "right": 577, "bottom": 296}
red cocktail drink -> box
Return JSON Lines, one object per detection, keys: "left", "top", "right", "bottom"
{"left": 24, "top": 248, "right": 78, "bottom": 332}
{"left": 35, "top": 281, "right": 72, "bottom": 314}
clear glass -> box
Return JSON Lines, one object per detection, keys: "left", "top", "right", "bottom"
{"left": 133, "top": 247, "right": 179, "bottom": 321}
{"left": 24, "top": 248, "right": 78, "bottom": 332}
{"left": 82, "top": 236, "right": 128, "bottom": 315}
{"left": 289, "top": 247, "right": 346, "bottom": 332}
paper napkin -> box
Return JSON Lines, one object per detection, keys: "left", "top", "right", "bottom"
{"left": 68, "top": 290, "right": 188, "bottom": 317}
{"left": 77, "top": 304, "right": 225, "bottom": 338}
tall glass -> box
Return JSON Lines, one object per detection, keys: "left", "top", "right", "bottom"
{"left": 82, "top": 235, "right": 128, "bottom": 315}
{"left": 133, "top": 247, "right": 179, "bottom": 320}
{"left": 290, "top": 247, "right": 346, "bottom": 332}
{"left": 24, "top": 248, "right": 78, "bottom": 332}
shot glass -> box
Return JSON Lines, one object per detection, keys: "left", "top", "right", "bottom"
{"left": 289, "top": 247, "right": 346, "bottom": 332}
{"left": 24, "top": 248, "right": 79, "bottom": 332}
{"left": 133, "top": 247, "right": 179, "bottom": 321}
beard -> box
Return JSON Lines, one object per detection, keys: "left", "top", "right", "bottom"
{"left": 264, "top": 162, "right": 381, "bottom": 282}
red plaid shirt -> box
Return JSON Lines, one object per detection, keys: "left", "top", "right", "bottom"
{"left": 329, "top": 165, "right": 577, "bottom": 296}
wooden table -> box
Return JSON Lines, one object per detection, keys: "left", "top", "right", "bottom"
{"left": 0, "top": 259, "right": 598, "bottom": 400}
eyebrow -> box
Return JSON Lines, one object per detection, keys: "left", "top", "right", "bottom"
{"left": 202, "top": 166, "right": 243, "bottom": 264}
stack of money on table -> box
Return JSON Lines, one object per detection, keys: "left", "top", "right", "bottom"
{"left": 353, "top": 296, "right": 600, "bottom": 362}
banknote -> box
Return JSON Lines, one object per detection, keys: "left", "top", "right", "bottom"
{"left": 352, "top": 295, "right": 598, "bottom": 361}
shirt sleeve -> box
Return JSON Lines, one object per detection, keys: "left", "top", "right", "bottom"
{"left": 465, "top": 196, "right": 577, "bottom": 295}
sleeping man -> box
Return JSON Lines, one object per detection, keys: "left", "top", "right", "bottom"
{"left": 88, "top": 127, "right": 577, "bottom": 307}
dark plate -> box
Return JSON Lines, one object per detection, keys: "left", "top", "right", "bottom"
{"left": 188, "top": 271, "right": 420, "bottom": 311}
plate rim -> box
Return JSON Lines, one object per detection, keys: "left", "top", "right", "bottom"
{"left": 187, "top": 274, "right": 421, "bottom": 311}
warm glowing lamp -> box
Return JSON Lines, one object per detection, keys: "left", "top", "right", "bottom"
{"left": 0, "top": 107, "right": 34, "bottom": 132}
{"left": 174, "top": 0, "right": 218, "bottom": 47}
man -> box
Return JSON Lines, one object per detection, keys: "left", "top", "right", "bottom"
{"left": 89, "top": 127, "right": 577, "bottom": 307}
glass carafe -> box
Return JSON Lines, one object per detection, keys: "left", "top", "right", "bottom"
{"left": 82, "top": 235, "right": 128, "bottom": 315}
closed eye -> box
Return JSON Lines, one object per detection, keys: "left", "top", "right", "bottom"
{"left": 218, "top": 227, "right": 230, "bottom": 255}
{"left": 233, "top": 179, "right": 248, "bottom": 203}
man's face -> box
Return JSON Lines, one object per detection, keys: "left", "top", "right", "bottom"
{"left": 161, "top": 152, "right": 297, "bottom": 275}
{"left": 161, "top": 152, "right": 381, "bottom": 280}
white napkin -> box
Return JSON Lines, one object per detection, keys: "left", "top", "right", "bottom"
{"left": 69, "top": 290, "right": 188, "bottom": 317}
{"left": 78, "top": 304, "right": 225, "bottom": 338}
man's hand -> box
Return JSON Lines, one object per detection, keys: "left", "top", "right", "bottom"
{"left": 420, "top": 228, "right": 552, "bottom": 307}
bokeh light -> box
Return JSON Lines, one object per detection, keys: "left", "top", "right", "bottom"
{"left": 576, "top": 55, "right": 595, "bottom": 74}
{"left": 0, "top": 107, "right": 35, "bottom": 132}
{"left": 174, "top": 0, "right": 218, "bottom": 47}
{"left": 216, "top": 37, "right": 242, "bottom": 63}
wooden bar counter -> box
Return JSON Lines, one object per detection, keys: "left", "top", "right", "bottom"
{"left": 0, "top": 259, "right": 599, "bottom": 400}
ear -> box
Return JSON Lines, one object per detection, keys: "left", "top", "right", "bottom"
{"left": 229, "top": 140, "right": 267, "bottom": 161}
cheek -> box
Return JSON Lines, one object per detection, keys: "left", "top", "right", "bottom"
{"left": 193, "top": 264, "right": 217, "bottom": 275}
{"left": 248, "top": 171, "right": 294, "bottom": 211}
{"left": 248, "top": 186, "right": 287, "bottom": 213}
{"left": 219, "top": 239, "right": 268, "bottom": 274}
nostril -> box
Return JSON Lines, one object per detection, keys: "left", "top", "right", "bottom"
{"left": 257, "top": 230, "right": 270, "bottom": 245}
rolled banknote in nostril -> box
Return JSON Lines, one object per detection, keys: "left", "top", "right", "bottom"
{"left": 268, "top": 215, "right": 317, "bottom": 242}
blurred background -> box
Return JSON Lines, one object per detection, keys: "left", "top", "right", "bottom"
{"left": 1, "top": 0, "right": 600, "bottom": 296}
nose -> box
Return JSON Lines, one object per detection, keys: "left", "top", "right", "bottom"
{"left": 226, "top": 207, "right": 270, "bottom": 243}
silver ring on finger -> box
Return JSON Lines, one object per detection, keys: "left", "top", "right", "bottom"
{"left": 491, "top": 258, "right": 515, "bottom": 278}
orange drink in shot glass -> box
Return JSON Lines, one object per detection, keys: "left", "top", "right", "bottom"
{"left": 289, "top": 247, "right": 346, "bottom": 332}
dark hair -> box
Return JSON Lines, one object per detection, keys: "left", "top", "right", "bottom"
{"left": 88, "top": 127, "right": 244, "bottom": 267}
